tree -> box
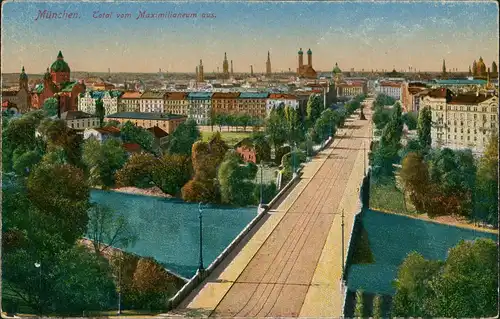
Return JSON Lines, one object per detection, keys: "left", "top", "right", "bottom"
{"left": 284, "top": 105, "right": 304, "bottom": 143}
{"left": 152, "top": 154, "right": 192, "bottom": 196}
{"left": 239, "top": 113, "right": 252, "bottom": 131}
{"left": 218, "top": 152, "right": 258, "bottom": 206}
{"left": 95, "top": 98, "right": 105, "bottom": 126}
{"left": 253, "top": 182, "right": 277, "bottom": 205}
{"left": 37, "top": 118, "right": 83, "bottom": 167}
{"left": 417, "top": 106, "right": 432, "bottom": 149}
{"left": 12, "top": 150, "right": 42, "bottom": 177}
{"left": 115, "top": 153, "right": 158, "bottom": 189}
{"left": 87, "top": 203, "right": 138, "bottom": 256}
{"left": 306, "top": 94, "right": 323, "bottom": 126}
{"left": 372, "top": 294, "right": 382, "bottom": 319}
{"left": 42, "top": 97, "right": 59, "bottom": 117}
{"left": 400, "top": 152, "right": 430, "bottom": 213}
{"left": 251, "top": 132, "right": 272, "bottom": 163}
{"left": 392, "top": 239, "right": 498, "bottom": 318}
{"left": 391, "top": 252, "right": 443, "bottom": 317}
{"left": 132, "top": 257, "right": 179, "bottom": 310}
{"left": 265, "top": 108, "right": 288, "bottom": 156}
{"left": 354, "top": 289, "right": 364, "bottom": 318}
{"left": 402, "top": 112, "right": 418, "bottom": 130}
{"left": 373, "top": 107, "right": 392, "bottom": 130}
{"left": 27, "top": 163, "right": 90, "bottom": 245}
{"left": 166, "top": 119, "right": 201, "bottom": 156}
{"left": 83, "top": 138, "right": 127, "bottom": 187}
{"left": 474, "top": 134, "right": 498, "bottom": 226}
{"left": 120, "top": 121, "right": 155, "bottom": 153}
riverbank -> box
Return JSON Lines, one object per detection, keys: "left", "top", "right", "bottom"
{"left": 110, "top": 186, "right": 173, "bottom": 198}
{"left": 371, "top": 206, "right": 498, "bottom": 235}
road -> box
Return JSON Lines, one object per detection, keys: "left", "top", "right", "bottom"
{"left": 168, "top": 105, "right": 372, "bottom": 318}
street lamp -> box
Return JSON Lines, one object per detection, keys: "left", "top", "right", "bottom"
{"left": 198, "top": 202, "right": 205, "bottom": 273}
{"left": 34, "top": 262, "right": 42, "bottom": 316}
{"left": 259, "top": 160, "right": 264, "bottom": 207}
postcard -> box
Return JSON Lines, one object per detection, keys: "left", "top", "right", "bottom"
{"left": 1, "top": 1, "right": 498, "bottom": 318}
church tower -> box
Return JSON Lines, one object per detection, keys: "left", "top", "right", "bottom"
{"left": 197, "top": 59, "right": 204, "bottom": 82}
{"left": 266, "top": 51, "right": 272, "bottom": 76}
{"left": 442, "top": 59, "right": 447, "bottom": 78}
{"left": 222, "top": 52, "right": 229, "bottom": 79}
{"left": 307, "top": 48, "right": 312, "bottom": 66}
{"left": 19, "top": 66, "right": 28, "bottom": 90}
{"left": 231, "top": 60, "right": 234, "bottom": 77}
{"left": 50, "top": 51, "right": 70, "bottom": 85}
{"left": 250, "top": 65, "right": 254, "bottom": 77}
{"left": 298, "top": 48, "right": 304, "bottom": 69}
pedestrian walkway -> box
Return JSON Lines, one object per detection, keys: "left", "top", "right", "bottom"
{"left": 167, "top": 109, "right": 372, "bottom": 318}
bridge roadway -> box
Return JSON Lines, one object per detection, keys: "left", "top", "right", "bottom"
{"left": 169, "top": 107, "right": 372, "bottom": 318}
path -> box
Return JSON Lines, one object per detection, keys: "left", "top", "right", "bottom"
{"left": 168, "top": 106, "right": 372, "bottom": 318}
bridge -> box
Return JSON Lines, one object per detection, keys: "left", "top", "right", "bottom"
{"left": 166, "top": 105, "right": 372, "bottom": 318}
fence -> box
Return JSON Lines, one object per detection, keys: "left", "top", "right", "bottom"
{"left": 341, "top": 169, "right": 371, "bottom": 317}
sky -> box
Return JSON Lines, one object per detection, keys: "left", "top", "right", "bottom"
{"left": 1, "top": 1, "right": 499, "bottom": 74}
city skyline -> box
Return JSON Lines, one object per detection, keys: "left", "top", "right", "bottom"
{"left": 1, "top": 1, "right": 498, "bottom": 74}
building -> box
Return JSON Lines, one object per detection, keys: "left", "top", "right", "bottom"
{"left": 420, "top": 88, "right": 498, "bottom": 154}
{"left": 78, "top": 90, "right": 123, "bottom": 116}
{"left": 139, "top": 91, "right": 166, "bottom": 113}
{"left": 187, "top": 92, "right": 213, "bottom": 125}
{"left": 337, "top": 81, "right": 368, "bottom": 98}
{"left": 212, "top": 92, "right": 241, "bottom": 116}
{"left": 332, "top": 63, "right": 343, "bottom": 84}
{"left": 83, "top": 77, "right": 115, "bottom": 91}
{"left": 119, "top": 91, "right": 142, "bottom": 112}
{"left": 164, "top": 92, "right": 189, "bottom": 115}
{"left": 60, "top": 111, "right": 100, "bottom": 130}
{"left": 31, "top": 51, "right": 86, "bottom": 112}
{"left": 196, "top": 59, "right": 205, "bottom": 82}
{"left": 297, "top": 48, "right": 317, "bottom": 79}
{"left": 235, "top": 138, "right": 257, "bottom": 164}
{"left": 266, "top": 51, "right": 272, "bottom": 76}
{"left": 378, "top": 81, "right": 402, "bottom": 100}
{"left": 106, "top": 112, "right": 187, "bottom": 134}
{"left": 1, "top": 67, "right": 31, "bottom": 113}
{"left": 78, "top": 91, "right": 96, "bottom": 114}
{"left": 222, "top": 52, "right": 230, "bottom": 80}
{"left": 401, "top": 82, "right": 428, "bottom": 112}
{"left": 123, "top": 143, "right": 142, "bottom": 155}
{"left": 266, "top": 94, "right": 299, "bottom": 116}
{"left": 83, "top": 126, "right": 121, "bottom": 142}
{"left": 147, "top": 126, "right": 169, "bottom": 150}
{"left": 237, "top": 92, "right": 269, "bottom": 118}
{"left": 428, "top": 79, "right": 487, "bottom": 94}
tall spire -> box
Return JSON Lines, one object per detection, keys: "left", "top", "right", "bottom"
{"left": 57, "top": 50, "right": 64, "bottom": 59}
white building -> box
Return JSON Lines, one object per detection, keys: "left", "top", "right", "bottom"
{"left": 420, "top": 88, "right": 498, "bottom": 154}
{"left": 60, "top": 111, "right": 100, "bottom": 130}
{"left": 83, "top": 127, "right": 121, "bottom": 142}
{"left": 78, "top": 92, "right": 96, "bottom": 114}
{"left": 102, "top": 91, "right": 121, "bottom": 115}
{"left": 377, "top": 81, "right": 402, "bottom": 100}
{"left": 139, "top": 91, "right": 166, "bottom": 113}
{"left": 266, "top": 94, "right": 299, "bottom": 116}
{"left": 187, "top": 92, "right": 213, "bottom": 125}
{"left": 119, "top": 91, "right": 142, "bottom": 112}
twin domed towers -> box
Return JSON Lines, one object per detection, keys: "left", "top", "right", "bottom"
{"left": 297, "top": 48, "right": 317, "bottom": 79}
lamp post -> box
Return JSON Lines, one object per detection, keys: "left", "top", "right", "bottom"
{"left": 34, "top": 262, "right": 42, "bottom": 316}
{"left": 117, "top": 253, "right": 122, "bottom": 315}
{"left": 260, "top": 160, "right": 264, "bottom": 206}
{"left": 198, "top": 202, "right": 205, "bottom": 273}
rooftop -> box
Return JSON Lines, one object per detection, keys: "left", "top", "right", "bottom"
{"left": 165, "top": 92, "right": 188, "bottom": 100}
{"left": 432, "top": 79, "right": 487, "bottom": 85}
{"left": 448, "top": 93, "right": 496, "bottom": 105}
{"left": 92, "top": 126, "right": 121, "bottom": 135}
{"left": 268, "top": 93, "right": 297, "bottom": 99}
{"left": 61, "top": 111, "right": 97, "bottom": 120}
{"left": 147, "top": 126, "right": 169, "bottom": 138}
{"left": 212, "top": 92, "right": 241, "bottom": 99}
{"left": 106, "top": 112, "right": 187, "bottom": 120}
{"left": 123, "top": 143, "right": 142, "bottom": 153}
{"left": 187, "top": 92, "right": 213, "bottom": 99}
{"left": 121, "top": 91, "right": 143, "bottom": 99}
{"left": 140, "top": 91, "right": 166, "bottom": 99}
{"left": 238, "top": 92, "right": 269, "bottom": 99}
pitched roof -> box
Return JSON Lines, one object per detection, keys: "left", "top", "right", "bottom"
{"left": 238, "top": 92, "right": 269, "bottom": 99}
{"left": 106, "top": 112, "right": 186, "bottom": 120}
{"left": 147, "top": 126, "right": 169, "bottom": 138}
{"left": 140, "top": 91, "right": 165, "bottom": 99}
{"left": 61, "top": 111, "right": 97, "bottom": 120}
{"left": 60, "top": 81, "right": 79, "bottom": 92}
{"left": 427, "top": 88, "right": 453, "bottom": 99}
{"left": 187, "top": 92, "right": 213, "bottom": 99}
{"left": 448, "top": 94, "right": 496, "bottom": 105}
{"left": 93, "top": 126, "right": 121, "bottom": 135}
{"left": 268, "top": 93, "right": 297, "bottom": 99}
{"left": 121, "top": 91, "right": 142, "bottom": 99}
{"left": 165, "top": 92, "right": 188, "bottom": 100}
{"left": 212, "top": 92, "right": 241, "bottom": 99}
{"left": 122, "top": 143, "right": 142, "bottom": 153}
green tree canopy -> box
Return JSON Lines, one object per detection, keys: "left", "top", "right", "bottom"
{"left": 166, "top": 119, "right": 201, "bottom": 156}
{"left": 417, "top": 106, "right": 432, "bottom": 149}
{"left": 42, "top": 97, "right": 59, "bottom": 117}
{"left": 218, "top": 152, "right": 258, "bottom": 206}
